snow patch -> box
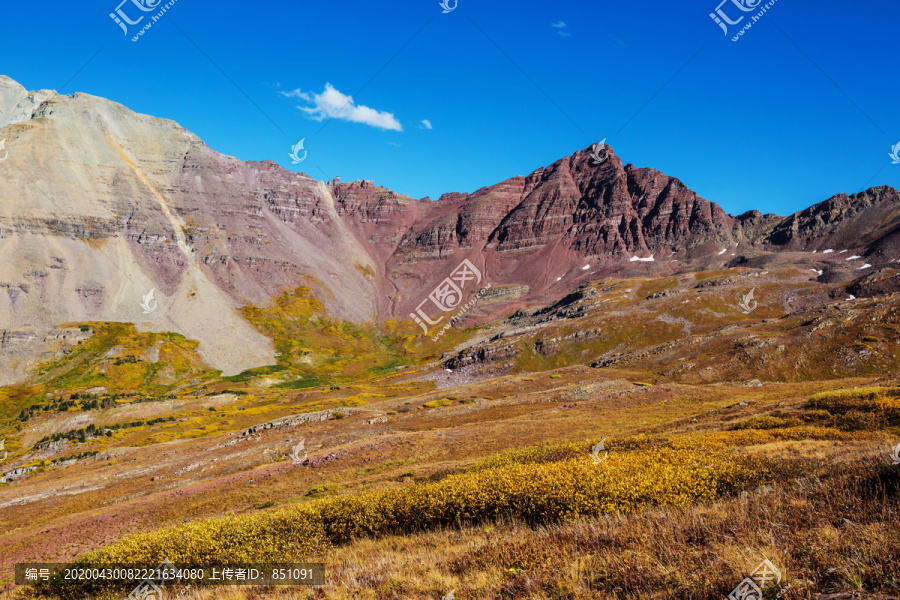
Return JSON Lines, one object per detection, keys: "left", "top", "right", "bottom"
{"left": 629, "top": 255, "right": 655, "bottom": 262}
{"left": 859, "top": 264, "right": 872, "bottom": 270}
{"left": 846, "top": 255, "right": 862, "bottom": 260}
{"left": 823, "top": 249, "right": 834, "bottom": 254}
{"left": 718, "top": 248, "right": 727, "bottom": 255}
{"left": 582, "top": 264, "right": 590, "bottom": 270}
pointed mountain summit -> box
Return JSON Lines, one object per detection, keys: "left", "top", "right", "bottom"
{"left": 0, "top": 75, "right": 897, "bottom": 381}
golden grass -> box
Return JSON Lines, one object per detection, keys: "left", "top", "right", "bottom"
{"left": 679, "top": 425, "right": 850, "bottom": 448}
{"left": 51, "top": 447, "right": 768, "bottom": 597}
{"left": 40, "top": 458, "right": 900, "bottom": 600}
{"left": 466, "top": 426, "right": 855, "bottom": 472}
{"left": 10, "top": 338, "right": 900, "bottom": 600}
{"left": 78, "top": 513, "right": 326, "bottom": 566}
{"left": 808, "top": 386, "right": 900, "bottom": 418}
{"left": 731, "top": 415, "right": 798, "bottom": 430}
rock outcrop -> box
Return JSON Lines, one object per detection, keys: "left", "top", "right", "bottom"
{"left": 2, "top": 75, "right": 899, "bottom": 380}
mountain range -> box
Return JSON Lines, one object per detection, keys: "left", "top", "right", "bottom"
{"left": 1, "top": 74, "right": 898, "bottom": 382}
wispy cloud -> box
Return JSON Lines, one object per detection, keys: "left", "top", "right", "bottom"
{"left": 280, "top": 83, "right": 402, "bottom": 131}
{"left": 420, "top": 119, "right": 433, "bottom": 130}
{"left": 552, "top": 21, "right": 572, "bottom": 38}
{"left": 279, "top": 88, "right": 310, "bottom": 100}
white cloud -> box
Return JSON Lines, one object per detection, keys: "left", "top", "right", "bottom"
{"left": 552, "top": 22, "right": 571, "bottom": 38}
{"left": 284, "top": 83, "right": 402, "bottom": 131}
{"left": 278, "top": 89, "right": 311, "bottom": 100}
{"left": 420, "top": 119, "right": 433, "bottom": 130}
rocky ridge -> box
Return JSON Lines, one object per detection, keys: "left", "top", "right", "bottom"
{"left": 1, "top": 75, "right": 899, "bottom": 381}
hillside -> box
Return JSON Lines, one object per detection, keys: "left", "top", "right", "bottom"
{"left": 0, "top": 262, "right": 897, "bottom": 597}
{"left": 2, "top": 74, "right": 900, "bottom": 600}
{"left": 2, "top": 75, "right": 900, "bottom": 385}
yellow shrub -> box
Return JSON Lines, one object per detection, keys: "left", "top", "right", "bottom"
{"left": 468, "top": 441, "right": 588, "bottom": 471}
{"left": 732, "top": 416, "right": 799, "bottom": 430}
{"left": 46, "top": 511, "right": 328, "bottom": 597}
{"left": 69, "top": 448, "right": 766, "bottom": 581}
{"left": 422, "top": 399, "right": 453, "bottom": 409}
{"left": 807, "top": 387, "right": 900, "bottom": 426}
{"left": 83, "top": 510, "right": 327, "bottom": 566}
{"left": 808, "top": 387, "right": 900, "bottom": 411}
{"left": 674, "top": 426, "right": 846, "bottom": 449}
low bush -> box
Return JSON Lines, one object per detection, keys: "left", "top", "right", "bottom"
{"left": 731, "top": 416, "right": 799, "bottom": 430}
{"left": 807, "top": 387, "right": 900, "bottom": 427}
{"left": 55, "top": 448, "right": 768, "bottom": 597}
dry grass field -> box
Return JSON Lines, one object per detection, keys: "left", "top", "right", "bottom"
{"left": 1, "top": 269, "right": 899, "bottom": 599}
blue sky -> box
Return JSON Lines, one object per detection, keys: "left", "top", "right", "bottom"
{"left": 1, "top": 0, "right": 898, "bottom": 216}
